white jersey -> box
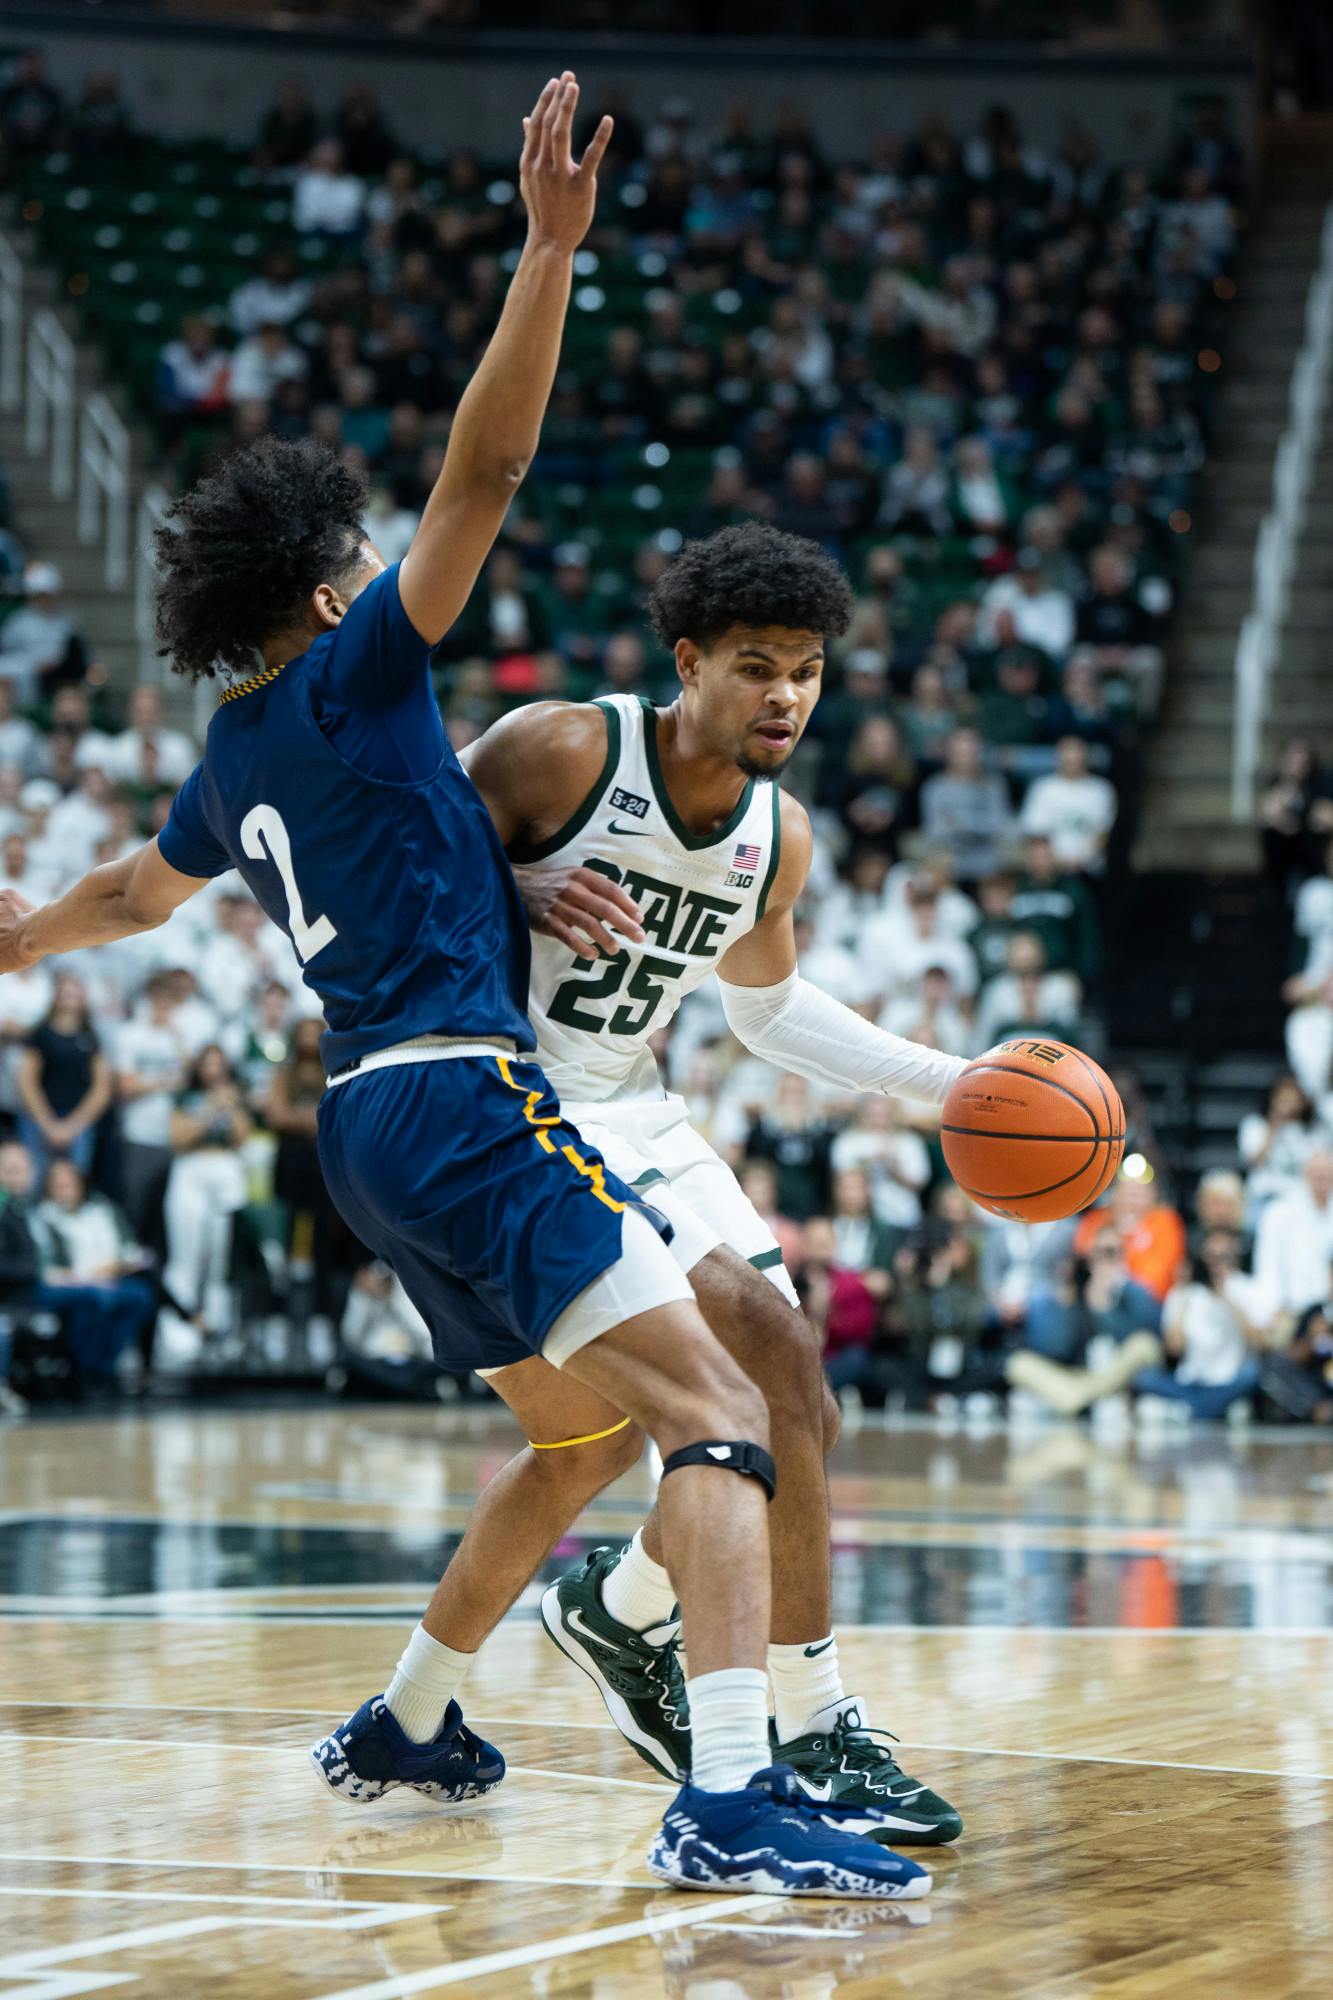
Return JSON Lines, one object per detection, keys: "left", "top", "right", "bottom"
{"left": 522, "top": 694, "right": 781, "bottom": 1105}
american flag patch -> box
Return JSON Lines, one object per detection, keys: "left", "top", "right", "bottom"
{"left": 732, "top": 843, "right": 762, "bottom": 872}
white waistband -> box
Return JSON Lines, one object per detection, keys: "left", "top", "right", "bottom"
{"left": 326, "top": 1033, "right": 523, "bottom": 1087}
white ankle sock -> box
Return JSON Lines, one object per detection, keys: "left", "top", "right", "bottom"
{"left": 384, "top": 1624, "right": 474, "bottom": 1744}
{"left": 687, "top": 1667, "right": 771, "bottom": 1793}
{"left": 599, "top": 1530, "right": 677, "bottom": 1632}
{"left": 768, "top": 1635, "right": 846, "bottom": 1743}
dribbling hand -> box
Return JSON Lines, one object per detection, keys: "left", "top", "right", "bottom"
{"left": 0, "top": 887, "right": 37, "bottom": 975}
{"left": 519, "top": 72, "right": 613, "bottom": 256}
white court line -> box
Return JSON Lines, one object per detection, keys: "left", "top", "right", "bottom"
{"left": 0, "top": 1699, "right": 620, "bottom": 1729}
{"left": 3, "top": 1734, "right": 663, "bottom": 1790}
{"left": 307, "top": 1894, "right": 776, "bottom": 2000}
{"left": 7, "top": 1609, "right": 1333, "bottom": 1635}
{"left": 0, "top": 1888, "right": 448, "bottom": 1916}
{"left": 10, "top": 1726, "right": 1330, "bottom": 1787}
{"left": 892, "top": 1739, "right": 1333, "bottom": 1783}
{"left": 0, "top": 1853, "right": 653, "bottom": 1892}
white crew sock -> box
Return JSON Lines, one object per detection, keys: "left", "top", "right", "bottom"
{"left": 687, "top": 1667, "right": 772, "bottom": 1793}
{"left": 768, "top": 1635, "right": 846, "bottom": 1743}
{"left": 599, "top": 1529, "right": 677, "bottom": 1632}
{"left": 384, "top": 1624, "right": 474, "bottom": 1744}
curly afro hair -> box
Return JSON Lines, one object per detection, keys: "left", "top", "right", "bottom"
{"left": 648, "top": 522, "right": 854, "bottom": 652}
{"left": 154, "top": 438, "right": 370, "bottom": 682}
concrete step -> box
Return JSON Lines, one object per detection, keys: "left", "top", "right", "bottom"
{"left": 1133, "top": 828, "right": 1260, "bottom": 872}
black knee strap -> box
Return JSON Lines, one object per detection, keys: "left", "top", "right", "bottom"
{"left": 660, "top": 1439, "right": 776, "bottom": 1501}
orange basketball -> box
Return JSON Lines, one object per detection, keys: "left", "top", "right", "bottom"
{"left": 941, "top": 1039, "right": 1126, "bottom": 1224}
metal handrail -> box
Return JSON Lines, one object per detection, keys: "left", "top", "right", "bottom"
{"left": 78, "top": 393, "right": 131, "bottom": 588}
{"left": 1231, "top": 204, "right": 1333, "bottom": 818}
{"left": 0, "top": 232, "right": 21, "bottom": 415}
{"left": 24, "top": 308, "right": 75, "bottom": 500}
{"left": 136, "top": 483, "right": 172, "bottom": 681}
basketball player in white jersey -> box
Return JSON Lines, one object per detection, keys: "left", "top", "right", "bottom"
{"left": 459, "top": 522, "right": 969, "bottom": 1841}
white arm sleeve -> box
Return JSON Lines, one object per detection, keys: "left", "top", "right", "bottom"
{"left": 717, "top": 971, "right": 968, "bottom": 1106}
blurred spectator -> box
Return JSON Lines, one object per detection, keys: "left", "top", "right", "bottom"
{"left": 1259, "top": 1295, "right": 1333, "bottom": 1426}
{"left": 293, "top": 140, "right": 366, "bottom": 238}
{"left": 17, "top": 974, "right": 111, "bottom": 1184}
{"left": 0, "top": 50, "right": 62, "bottom": 162}
{"left": 164, "top": 1045, "right": 253, "bottom": 1334}
{"left": 1253, "top": 1148, "right": 1333, "bottom": 1317}
{"left": 0, "top": 680, "right": 38, "bottom": 776}
{"left": 34, "top": 1158, "right": 157, "bottom": 1380}
{"left": 66, "top": 71, "right": 133, "bottom": 159}
{"left": 1134, "top": 1232, "right": 1265, "bottom": 1420}
{"left": 743, "top": 1074, "right": 835, "bottom": 1221}
{"left": 229, "top": 323, "right": 308, "bottom": 406}
{"left": 830, "top": 1097, "right": 931, "bottom": 1231}
{"left": 157, "top": 317, "right": 231, "bottom": 430}
{"left": 95, "top": 687, "right": 198, "bottom": 791}
{"left": 977, "top": 550, "right": 1074, "bottom": 661}
{"left": 229, "top": 248, "right": 310, "bottom": 337}
{"left": 266, "top": 1017, "right": 346, "bottom": 1322}
{"left": 1192, "top": 1168, "right": 1247, "bottom": 1243}
{"left": 114, "top": 972, "right": 189, "bottom": 1244}
{"left": 1239, "top": 1077, "right": 1330, "bottom": 1224}
{"left": 801, "top": 1213, "right": 880, "bottom": 1403}
{"left": 335, "top": 85, "right": 396, "bottom": 178}
{"left": 1020, "top": 735, "right": 1117, "bottom": 873}
{"left": 1285, "top": 971, "right": 1333, "bottom": 1110}
{"left": 863, "top": 875, "right": 977, "bottom": 1008}
{"left": 1006, "top": 1235, "right": 1162, "bottom": 1417}
{"left": 255, "top": 77, "right": 319, "bottom": 172}
{"left": 1260, "top": 738, "right": 1322, "bottom": 892}
{"left": 1010, "top": 832, "right": 1100, "bottom": 982}
{"left": 0, "top": 565, "right": 88, "bottom": 701}
{"left": 975, "top": 930, "right": 1079, "bottom": 1048}
{"left": 1071, "top": 545, "right": 1164, "bottom": 715}
{"left": 889, "top": 1225, "right": 995, "bottom": 1409}
{"left": 1074, "top": 1172, "right": 1187, "bottom": 1302}
{"left": 918, "top": 727, "right": 1014, "bottom": 882}
{"left": 826, "top": 1166, "right": 899, "bottom": 1285}
{"left": 1291, "top": 836, "right": 1333, "bottom": 981}
{"left": 735, "top": 1158, "right": 803, "bottom": 1274}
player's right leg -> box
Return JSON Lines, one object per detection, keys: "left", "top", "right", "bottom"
{"left": 556, "top": 1297, "right": 928, "bottom": 1898}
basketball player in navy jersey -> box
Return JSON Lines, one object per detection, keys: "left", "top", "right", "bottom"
{"left": 0, "top": 77, "right": 927, "bottom": 1899}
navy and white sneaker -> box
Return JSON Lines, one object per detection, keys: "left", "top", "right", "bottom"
{"left": 310, "top": 1696, "right": 504, "bottom": 1806}
{"left": 647, "top": 1764, "right": 931, "bottom": 1899}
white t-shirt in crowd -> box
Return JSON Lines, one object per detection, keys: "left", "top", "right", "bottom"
{"left": 977, "top": 575, "right": 1075, "bottom": 659}
{"left": 831, "top": 1123, "right": 932, "bottom": 1228}
{"left": 114, "top": 1018, "right": 188, "bottom": 1147}
{"left": 293, "top": 167, "right": 366, "bottom": 235}
{"left": 35, "top": 1196, "right": 129, "bottom": 1278}
{"left": 93, "top": 728, "right": 198, "bottom": 789}
{"left": 1286, "top": 1001, "right": 1333, "bottom": 1108}
{"left": 1162, "top": 1275, "right": 1261, "bottom": 1385}
{"left": 1020, "top": 772, "right": 1117, "bottom": 870}
{"left": 858, "top": 914, "right": 979, "bottom": 1003}
{"left": 1253, "top": 1183, "right": 1333, "bottom": 1314}
{"left": 0, "top": 716, "right": 39, "bottom": 771}
{"left": 974, "top": 970, "right": 1080, "bottom": 1049}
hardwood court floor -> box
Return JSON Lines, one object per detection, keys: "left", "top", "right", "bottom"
{"left": 2, "top": 1402, "right": 1332, "bottom": 1997}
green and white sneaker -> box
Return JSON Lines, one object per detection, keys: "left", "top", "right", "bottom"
{"left": 540, "top": 1546, "right": 691, "bottom": 1781}
{"left": 772, "top": 1697, "right": 963, "bottom": 1846}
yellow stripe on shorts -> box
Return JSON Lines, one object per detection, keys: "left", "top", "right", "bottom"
{"left": 495, "top": 1056, "right": 625, "bottom": 1214}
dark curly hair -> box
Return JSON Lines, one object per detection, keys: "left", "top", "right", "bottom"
{"left": 648, "top": 522, "right": 854, "bottom": 651}
{"left": 154, "top": 438, "right": 370, "bottom": 682}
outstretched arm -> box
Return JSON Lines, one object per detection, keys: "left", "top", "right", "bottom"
{"left": 717, "top": 796, "right": 968, "bottom": 1104}
{"left": 0, "top": 840, "right": 208, "bottom": 974}
{"left": 396, "top": 72, "right": 612, "bottom": 646}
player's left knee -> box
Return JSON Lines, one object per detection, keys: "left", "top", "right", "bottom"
{"left": 529, "top": 1419, "right": 644, "bottom": 1492}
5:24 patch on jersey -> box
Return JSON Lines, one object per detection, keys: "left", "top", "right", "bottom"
{"left": 609, "top": 787, "right": 649, "bottom": 820}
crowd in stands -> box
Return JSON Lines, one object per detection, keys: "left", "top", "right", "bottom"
{"left": 5, "top": 54, "right": 1324, "bottom": 1428}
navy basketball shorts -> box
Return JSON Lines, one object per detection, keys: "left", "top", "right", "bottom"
{"left": 317, "top": 1053, "right": 681, "bottom": 1374}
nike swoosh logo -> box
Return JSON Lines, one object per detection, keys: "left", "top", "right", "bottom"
{"left": 803, "top": 1639, "right": 835, "bottom": 1658}
{"left": 608, "top": 820, "right": 650, "bottom": 836}
{"left": 563, "top": 1605, "right": 608, "bottom": 1647}
{"left": 795, "top": 1775, "right": 834, "bottom": 1802}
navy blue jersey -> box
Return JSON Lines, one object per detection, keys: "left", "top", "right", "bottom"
{"left": 157, "top": 562, "right": 534, "bottom": 1074}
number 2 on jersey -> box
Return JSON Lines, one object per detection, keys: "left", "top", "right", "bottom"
{"left": 548, "top": 950, "right": 675, "bottom": 1037}
{"left": 240, "top": 804, "right": 338, "bottom": 965}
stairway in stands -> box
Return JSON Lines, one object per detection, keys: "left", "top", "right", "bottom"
{"left": 1107, "top": 871, "right": 1289, "bottom": 1187}
{"left": 1135, "top": 117, "right": 1333, "bottom": 875}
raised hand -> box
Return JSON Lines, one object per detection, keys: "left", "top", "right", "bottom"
{"left": 519, "top": 71, "right": 613, "bottom": 256}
